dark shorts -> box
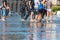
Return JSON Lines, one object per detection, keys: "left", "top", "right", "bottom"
{"left": 38, "top": 9, "right": 47, "bottom": 15}
{"left": 38, "top": 9, "right": 47, "bottom": 18}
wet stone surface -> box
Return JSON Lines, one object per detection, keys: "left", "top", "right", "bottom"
{"left": 0, "top": 15, "right": 60, "bottom": 40}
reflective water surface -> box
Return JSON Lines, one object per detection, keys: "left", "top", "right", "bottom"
{"left": 0, "top": 15, "right": 60, "bottom": 40}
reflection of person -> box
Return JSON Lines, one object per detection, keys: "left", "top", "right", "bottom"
{"left": 26, "top": 22, "right": 33, "bottom": 40}
{"left": 37, "top": 22, "right": 44, "bottom": 28}
{"left": 46, "top": 0, "right": 52, "bottom": 23}
{"left": 29, "top": 22, "right": 44, "bottom": 40}
{"left": 1, "top": 1, "right": 10, "bottom": 21}
{"left": 2, "top": 21, "right": 8, "bottom": 40}
{"left": 46, "top": 22, "right": 52, "bottom": 40}
{"left": 29, "top": 22, "right": 38, "bottom": 40}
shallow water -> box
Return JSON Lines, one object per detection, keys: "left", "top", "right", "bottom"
{"left": 0, "top": 15, "right": 60, "bottom": 40}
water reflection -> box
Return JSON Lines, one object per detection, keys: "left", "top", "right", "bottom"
{"left": 2, "top": 22, "right": 8, "bottom": 40}
{"left": 46, "top": 22, "right": 52, "bottom": 40}
{"left": 46, "top": 22, "right": 57, "bottom": 40}
{"left": 27, "top": 22, "right": 45, "bottom": 40}
{"left": 0, "top": 21, "right": 59, "bottom": 40}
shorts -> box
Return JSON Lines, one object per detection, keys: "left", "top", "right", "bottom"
{"left": 38, "top": 9, "right": 47, "bottom": 15}
{"left": 47, "top": 8, "right": 52, "bottom": 11}
{"left": 2, "top": 10, "right": 9, "bottom": 16}
{"left": 38, "top": 9, "right": 43, "bottom": 14}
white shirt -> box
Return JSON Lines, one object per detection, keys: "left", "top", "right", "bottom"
{"left": 46, "top": 0, "right": 52, "bottom": 9}
{"left": 34, "top": 0, "right": 40, "bottom": 8}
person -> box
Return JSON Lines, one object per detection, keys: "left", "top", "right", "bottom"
{"left": 22, "top": 0, "right": 35, "bottom": 22}
{"left": 23, "top": 0, "right": 31, "bottom": 20}
{"left": 33, "top": 0, "right": 40, "bottom": 21}
{"left": 35, "top": 0, "right": 47, "bottom": 22}
{"left": 20, "top": 0, "right": 26, "bottom": 19}
{"left": 1, "top": 1, "right": 10, "bottom": 21}
{"left": 46, "top": 0, "right": 52, "bottom": 23}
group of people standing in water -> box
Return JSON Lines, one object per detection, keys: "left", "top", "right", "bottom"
{"left": 21, "top": 0, "right": 52, "bottom": 23}
{"left": 0, "top": 0, "right": 52, "bottom": 23}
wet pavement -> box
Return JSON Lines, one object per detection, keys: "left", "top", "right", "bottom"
{"left": 0, "top": 14, "right": 60, "bottom": 40}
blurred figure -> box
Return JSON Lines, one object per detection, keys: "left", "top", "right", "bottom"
{"left": 30, "top": 0, "right": 35, "bottom": 21}
{"left": 33, "top": 0, "right": 40, "bottom": 22}
{"left": 46, "top": 21, "right": 52, "bottom": 31}
{"left": 35, "top": 0, "right": 47, "bottom": 22}
{"left": 46, "top": 21, "right": 53, "bottom": 40}
{"left": 1, "top": 1, "right": 10, "bottom": 21}
{"left": 28, "top": 21, "right": 44, "bottom": 40}
{"left": 23, "top": 0, "right": 32, "bottom": 20}
{"left": 29, "top": 22, "right": 38, "bottom": 40}
{"left": 2, "top": 21, "right": 8, "bottom": 40}
{"left": 20, "top": 0, "right": 26, "bottom": 19}
{"left": 46, "top": 0, "right": 52, "bottom": 23}
{"left": 22, "top": 0, "right": 35, "bottom": 21}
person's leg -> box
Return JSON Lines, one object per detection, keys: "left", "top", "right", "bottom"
{"left": 37, "top": 9, "right": 43, "bottom": 22}
{"left": 34, "top": 8, "right": 38, "bottom": 21}
{"left": 35, "top": 11, "right": 39, "bottom": 22}
{"left": 30, "top": 11, "right": 34, "bottom": 21}
{"left": 21, "top": 7, "right": 25, "bottom": 19}
{"left": 38, "top": 13, "right": 42, "bottom": 22}
{"left": 41, "top": 9, "right": 44, "bottom": 19}
{"left": 3, "top": 12, "right": 8, "bottom": 21}
{"left": 24, "top": 12, "right": 31, "bottom": 20}
{"left": 50, "top": 11, "right": 52, "bottom": 22}
{"left": 5, "top": 11, "right": 9, "bottom": 19}
{"left": 46, "top": 11, "right": 49, "bottom": 23}
{"left": 2, "top": 11, "right": 6, "bottom": 21}
{"left": 4, "top": 14, "right": 8, "bottom": 20}
{"left": 35, "top": 15, "right": 38, "bottom": 20}
{"left": 42, "top": 9, "right": 47, "bottom": 19}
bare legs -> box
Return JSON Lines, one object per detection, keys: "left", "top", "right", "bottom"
{"left": 30, "top": 11, "right": 35, "bottom": 21}
{"left": 50, "top": 11, "right": 52, "bottom": 22}
{"left": 35, "top": 13, "right": 42, "bottom": 22}
{"left": 46, "top": 11, "right": 52, "bottom": 23}
{"left": 38, "top": 13, "right": 42, "bottom": 21}
{"left": 46, "top": 11, "right": 49, "bottom": 23}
